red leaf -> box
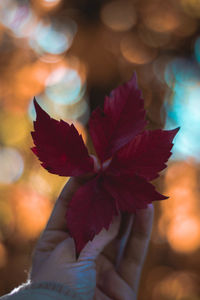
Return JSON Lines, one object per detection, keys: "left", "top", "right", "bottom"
{"left": 31, "top": 99, "right": 94, "bottom": 176}
{"left": 104, "top": 174, "right": 168, "bottom": 213}
{"left": 66, "top": 176, "right": 118, "bottom": 254}
{"left": 108, "top": 128, "right": 179, "bottom": 180}
{"left": 89, "top": 73, "right": 147, "bottom": 162}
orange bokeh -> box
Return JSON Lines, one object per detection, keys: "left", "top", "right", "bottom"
{"left": 0, "top": 0, "right": 200, "bottom": 298}
{"left": 32, "top": 0, "right": 62, "bottom": 13}
{"left": 13, "top": 60, "right": 50, "bottom": 100}
{"left": 101, "top": 0, "right": 137, "bottom": 32}
{"left": 152, "top": 271, "right": 198, "bottom": 299}
{"left": 142, "top": 1, "right": 182, "bottom": 33}
{"left": 12, "top": 186, "right": 52, "bottom": 240}
{"left": 120, "top": 33, "right": 158, "bottom": 65}
{"left": 159, "top": 161, "right": 200, "bottom": 253}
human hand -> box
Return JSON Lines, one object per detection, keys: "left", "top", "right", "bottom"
{"left": 30, "top": 177, "right": 153, "bottom": 300}
{"left": 95, "top": 205, "right": 154, "bottom": 300}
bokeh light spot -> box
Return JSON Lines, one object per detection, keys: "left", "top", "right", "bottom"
{"left": 121, "top": 34, "right": 157, "bottom": 64}
{"left": 180, "top": 0, "right": 200, "bottom": 17}
{"left": 142, "top": 1, "right": 181, "bottom": 33}
{"left": 28, "top": 96, "right": 49, "bottom": 121}
{"left": 0, "top": 113, "right": 29, "bottom": 146}
{"left": 167, "top": 216, "right": 200, "bottom": 253}
{"left": 0, "top": 148, "right": 24, "bottom": 184}
{"left": 40, "top": 0, "right": 62, "bottom": 7}
{"left": 53, "top": 98, "right": 90, "bottom": 125}
{"left": 165, "top": 58, "right": 200, "bottom": 88}
{"left": 164, "top": 58, "right": 200, "bottom": 161}
{"left": 45, "top": 66, "right": 84, "bottom": 105}
{"left": 159, "top": 161, "right": 200, "bottom": 253}
{"left": 29, "top": 20, "right": 76, "bottom": 55}
{"left": 152, "top": 271, "right": 198, "bottom": 300}
{"left": 101, "top": 0, "right": 137, "bottom": 32}
{"left": 0, "top": 1, "right": 38, "bottom": 38}
{"left": 13, "top": 187, "right": 52, "bottom": 240}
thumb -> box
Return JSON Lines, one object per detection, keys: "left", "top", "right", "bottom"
{"left": 78, "top": 214, "right": 121, "bottom": 261}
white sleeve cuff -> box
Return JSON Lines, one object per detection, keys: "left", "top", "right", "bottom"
{"left": 1, "top": 281, "right": 82, "bottom": 300}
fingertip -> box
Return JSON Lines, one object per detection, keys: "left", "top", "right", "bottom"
{"left": 136, "top": 203, "right": 154, "bottom": 217}
{"left": 146, "top": 203, "right": 154, "bottom": 214}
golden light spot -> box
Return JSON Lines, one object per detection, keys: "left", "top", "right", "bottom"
{"left": 158, "top": 161, "right": 200, "bottom": 253}
{"left": 28, "top": 172, "right": 53, "bottom": 197}
{"left": 28, "top": 167, "right": 67, "bottom": 199}
{"left": 167, "top": 216, "right": 200, "bottom": 253}
{"left": 0, "top": 112, "right": 29, "bottom": 146}
{"left": 142, "top": 2, "right": 181, "bottom": 33}
{"left": 120, "top": 34, "right": 157, "bottom": 64}
{"left": 14, "top": 60, "right": 50, "bottom": 100}
{"left": 3, "top": 57, "right": 86, "bottom": 114}
{"left": 180, "top": 0, "right": 200, "bottom": 17}
{"left": 152, "top": 271, "right": 197, "bottom": 300}
{"left": 13, "top": 187, "right": 52, "bottom": 240}
{"left": 33, "top": 0, "right": 62, "bottom": 11}
{"left": 101, "top": 0, "right": 137, "bottom": 32}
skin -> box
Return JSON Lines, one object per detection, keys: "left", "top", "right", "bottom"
{"left": 30, "top": 177, "right": 154, "bottom": 300}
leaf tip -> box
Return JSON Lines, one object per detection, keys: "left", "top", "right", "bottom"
{"left": 169, "top": 127, "right": 180, "bottom": 143}
{"left": 33, "top": 97, "right": 39, "bottom": 112}
{"left": 130, "top": 71, "right": 138, "bottom": 84}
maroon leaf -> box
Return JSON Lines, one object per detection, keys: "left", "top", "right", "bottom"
{"left": 108, "top": 128, "right": 179, "bottom": 180}
{"left": 103, "top": 174, "right": 168, "bottom": 213}
{"left": 31, "top": 98, "right": 94, "bottom": 176}
{"left": 89, "top": 73, "right": 147, "bottom": 162}
{"left": 66, "top": 176, "right": 118, "bottom": 254}
{"left": 30, "top": 72, "right": 179, "bottom": 257}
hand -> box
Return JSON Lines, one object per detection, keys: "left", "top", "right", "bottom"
{"left": 30, "top": 177, "right": 154, "bottom": 300}
{"left": 95, "top": 205, "right": 154, "bottom": 300}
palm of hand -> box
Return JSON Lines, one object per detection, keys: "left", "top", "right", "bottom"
{"left": 30, "top": 178, "right": 153, "bottom": 300}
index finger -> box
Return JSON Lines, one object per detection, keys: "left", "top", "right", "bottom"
{"left": 36, "top": 176, "right": 88, "bottom": 253}
{"left": 45, "top": 177, "right": 82, "bottom": 232}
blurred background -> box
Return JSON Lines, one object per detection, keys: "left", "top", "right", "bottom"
{"left": 0, "top": 0, "right": 200, "bottom": 298}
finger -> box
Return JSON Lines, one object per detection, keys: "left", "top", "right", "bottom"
{"left": 101, "top": 213, "right": 133, "bottom": 265}
{"left": 35, "top": 177, "right": 88, "bottom": 253}
{"left": 118, "top": 204, "right": 154, "bottom": 293}
{"left": 45, "top": 177, "right": 84, "bottom": 232}
{"left": 96, "top": 254, "right": 136, "bottom": 300}
{"left": 78, "top": 214, "right": 121, "bottom": 261}
{"left": 115, "top": 214, "right": 134, "bottom": 269}
{"left": 49, "top": 237, "right": 76, "bottom": 262}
